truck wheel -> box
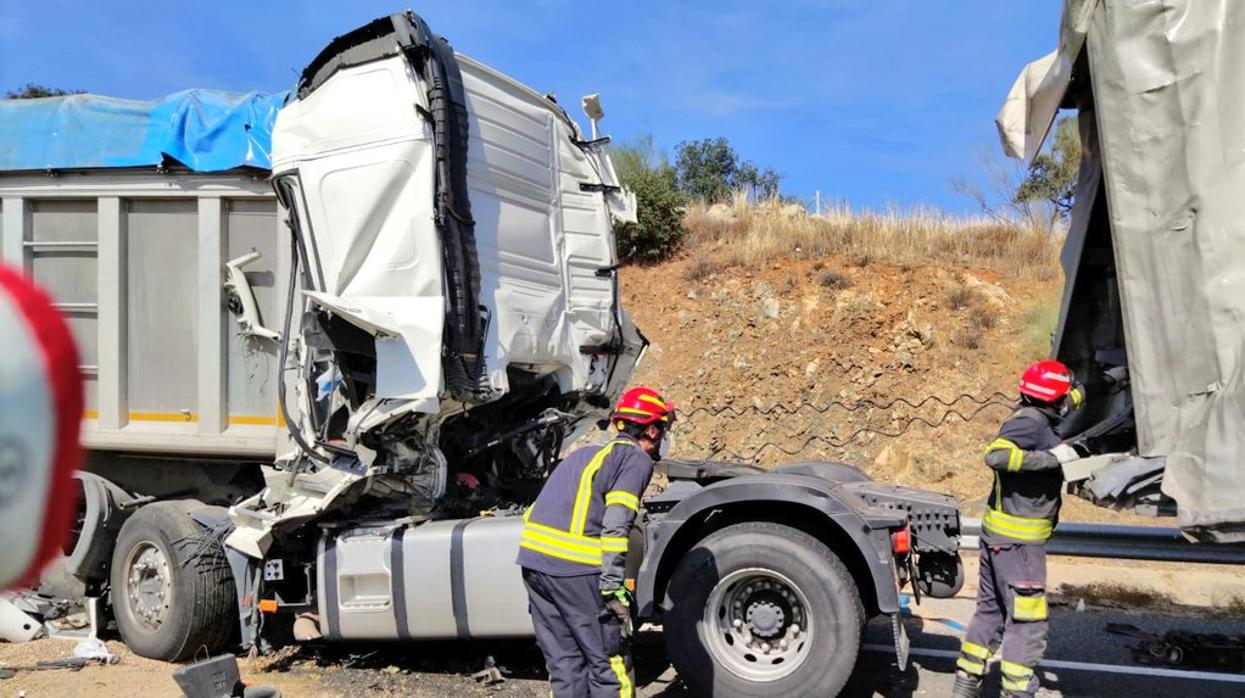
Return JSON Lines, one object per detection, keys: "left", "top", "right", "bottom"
{"left": 109, "top": 502, "right": 237, "bottom": 661}
{"left": 664, "top": 522, "right": 864, "bottom": 697}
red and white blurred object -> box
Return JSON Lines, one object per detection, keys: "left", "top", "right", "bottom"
{"left": 0, "top": 264, "right": 83, "bottom": 590}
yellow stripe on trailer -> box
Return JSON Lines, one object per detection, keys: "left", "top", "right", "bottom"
{"left": 81, "top": 410, "right": 281, "bottom": 426}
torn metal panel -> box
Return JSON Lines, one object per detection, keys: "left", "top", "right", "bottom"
{"left": 996, "top": 0, "right": 1097, "bottom": 161}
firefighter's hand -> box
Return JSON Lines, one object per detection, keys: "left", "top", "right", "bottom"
{"left": 602, "top": 587, "right": 634, "bottom": 639}
{"left": 1050, "top": 443, "right": 1080, "bottom": 464}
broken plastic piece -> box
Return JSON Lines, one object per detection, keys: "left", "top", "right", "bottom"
{"left": 0, "top": 597, "right": 42, "bottom": 643}
{"left": 223, "top": 251, "right": 280, "bottom": 342}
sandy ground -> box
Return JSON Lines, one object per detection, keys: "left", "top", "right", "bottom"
{"left": 5, "top": 554, "right": 1244, "bottom": 697}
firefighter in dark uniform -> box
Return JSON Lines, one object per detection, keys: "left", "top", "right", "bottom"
{"left": 954, "top": 360, "right": 1084, "bottom": 698}
{"left": 517, "top": 386, "right": 674, "bottom": 698}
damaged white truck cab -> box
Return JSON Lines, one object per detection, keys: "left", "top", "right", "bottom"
{"left": 227, "top": 12, "right": 645, "bottom": 555}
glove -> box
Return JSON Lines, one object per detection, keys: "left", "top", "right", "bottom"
{"left": 601, "top": 587, "right": 634, "bottom": 639}
{"left": 1049, "top": 443, "right": 1079, "bottom": 464}
{"left": 604, "top": 586, "right": 632, "bottom": 605}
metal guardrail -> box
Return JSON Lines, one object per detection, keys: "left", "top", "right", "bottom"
{"left": 959, "top": 518, "right": 1245, "bottom": 565}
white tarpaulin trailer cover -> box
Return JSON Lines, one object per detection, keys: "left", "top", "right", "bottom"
{"left": 1000, "top": 0, "right": 1245, "bottom": 539}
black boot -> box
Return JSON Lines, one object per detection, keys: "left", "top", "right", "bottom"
{"left": 951, "top": 670, "right": 982, "bottom": 698}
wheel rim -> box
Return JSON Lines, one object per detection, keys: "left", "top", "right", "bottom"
{"left": 702, "top": 567, "right": 815, "bottom": 682}
{"left": 124, "top": 541, "right": 173, "bottom": 632}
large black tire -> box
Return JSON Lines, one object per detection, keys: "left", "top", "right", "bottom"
{"left": 109, "top": 502, "right": 237, "bottom": 661}
{"left": 663, "top": 522, "right": 865, "bottom": 697}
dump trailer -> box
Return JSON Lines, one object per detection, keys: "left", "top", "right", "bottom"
{"left": 998, "top": 0, "right": 1245, "bottom": 542}
{"left": 1, "top": 11, "right": 962, "bottom": 696}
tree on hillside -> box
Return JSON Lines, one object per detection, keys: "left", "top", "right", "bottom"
{"left": 1013, "top": 116, "right": 1081, "bottom": 219}
{"left": 610, "top": 135, "right": 688, "bottom": 262}
{"left": 674, "top": 137, "right": 782, "bottom": 202}
{"left": 5, "top": 84, "right": 84, "bottom": 99}
{"left": 952, "top": 115, "right": 1081, "bottom": 234}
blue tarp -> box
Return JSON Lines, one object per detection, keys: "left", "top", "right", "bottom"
{"left": 0, "top": 89, "right": 286, "bottom": 172}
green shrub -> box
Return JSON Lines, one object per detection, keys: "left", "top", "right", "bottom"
{"left": 612, "top": 136, "right": 688, "bottom": 263}
{"left": 1021, "top": 300, "right": 1060, "bottom": 360}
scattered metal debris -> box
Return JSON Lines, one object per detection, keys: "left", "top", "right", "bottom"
{"left": 0, "top": 654, "right": 117, "bottom": 678}
{"left": 1108, "top": 623, "right": 1245, "bottom": 672}
{"left": 471, "top": 655, "right": 506, "bottom": 686}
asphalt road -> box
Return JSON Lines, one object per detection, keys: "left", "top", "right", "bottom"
{"left": 287, "top": 595, "right": 1245, "bottom": 697}
{"left": 841, "top": 596, "right": 1245, "bottom": 698}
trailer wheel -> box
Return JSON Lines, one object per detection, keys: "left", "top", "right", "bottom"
{"left": 663, "top": 522, "right": 864, "bottom": 697}
{"left": 109, "top": 502, "right": 237, "bottom": 661}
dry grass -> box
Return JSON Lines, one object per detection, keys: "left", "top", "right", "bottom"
{"left": 683, "top": 255, "right": 722, "bottom": 282}
{"left": 814, "top": 269, "right": 852, "bottom": 290}
{"left": 946, "top": 286, "right": 978, "bottom": 311}
{"left": 955, "top": 328, "right": 984, "bottom": 351}
{"left": 1224, "top": 595, "right": 1245, "bottom": 615}
{"left": 970, "top": 307, "right": 998, "bottom": 331}
{"left": 682, "top": 194, "right": 1061, "bottom": 280}
{"left": 1057, "top": 582, "right": 1178, "bottom": 610}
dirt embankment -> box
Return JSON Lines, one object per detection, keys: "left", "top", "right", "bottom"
{"left": 622, "top": 243, "right": 1147, "bottom": 525}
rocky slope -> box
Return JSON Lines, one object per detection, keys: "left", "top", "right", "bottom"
{"left": 621, "top": 252, "right": 1144, "bottom": 524}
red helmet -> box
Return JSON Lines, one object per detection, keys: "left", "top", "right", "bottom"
{"left": 611, "top": 386, "right": 675, "bottom": 426}
{"left": 1018, "top": 359, "right": 1074, "bottom": 403}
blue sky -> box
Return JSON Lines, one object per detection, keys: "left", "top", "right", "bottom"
{"left": 0, "top": 1, "right": 1060, "bottom": 211}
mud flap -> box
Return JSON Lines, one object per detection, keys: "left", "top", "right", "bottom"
{"left": 892, "top": 611, "right": 910, "bottom": 672}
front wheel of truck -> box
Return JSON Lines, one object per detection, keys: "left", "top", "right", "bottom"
{"left": 663, "top": 521, "right": 865, "bottom": 697}
{"left": 109, "top": 502, "right": 237, "bottom": 661}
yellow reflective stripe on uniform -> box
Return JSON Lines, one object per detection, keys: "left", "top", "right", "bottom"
{"left": 1001, "top": 660, "right": 1034, "bottom": 678}
{"left": 518, "top": 539, "right": 602, "bottom": 566}
{"left": 609, "top": 655, "right": 633, "bottom": 698}
{"left": 601, "top": 536, "right": 629, "bottom": 553}
{"left": 604, "top": 490, "right": 640, "bottom": 511}
{"left": 960, "top": 641, "right": 990, "bottom": 660}
{"left": 1000, "top": 660, "right": 1034, "bottom": 692}
{"left": 523, "top": 518, "right": 599, "bottom": 544}
{"left": 1002, "top": 675, "right": 1030, "bottom": 692}
{"left": 1012, "top": 593, "right": 1048, "bottom": 621}
{"left": 983, "top": 507, "right": 1053, "bottom": 542}
{"left": 520, "top": 529, "right": 602, "bottom": 557}
{"left": 987, "top": 437, "right": 1024, "bottom": 472}
{"left": 956, "top": 657, "right": 986, "bottom": 676}
{"left": 570, "top": 440, "right": 628, "bottom": 536}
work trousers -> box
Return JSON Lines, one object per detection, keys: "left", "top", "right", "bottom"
{"left": 959, "top": 540, "right": 1049, "bottom": 697}
{"left": 522, "top": 567, "right": 634, "bottom": 698}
